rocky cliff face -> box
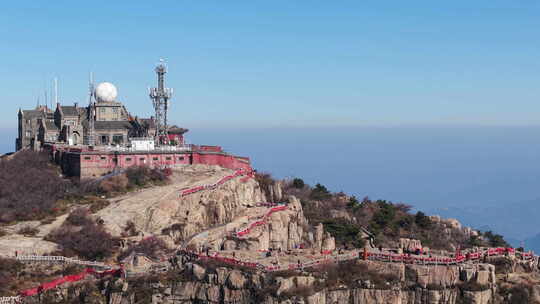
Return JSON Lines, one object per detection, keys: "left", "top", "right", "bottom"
{"left": 36, "top": 258, "right": 505, "bottom": 304}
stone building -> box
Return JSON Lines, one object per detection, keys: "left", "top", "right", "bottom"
{"left": 16, "top": 82, "right": 161, "bottom": 151}
{"left": 16, "top": 106, "right": 53, "bottom": 151}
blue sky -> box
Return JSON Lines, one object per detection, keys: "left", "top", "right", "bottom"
{"left": 1, "top": 1, "right": 540, "bottom": 130}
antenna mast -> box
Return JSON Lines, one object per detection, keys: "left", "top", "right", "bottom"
{"left": 44, "top": 88, "right": 48, "bottom": 110}
{"left": 149, "top": 59, "right": 173, "bottom": 145}
{"left": 54, "top": 77, "right": 58, "bottom": 105}
{"left": 49, "top": 81, "right": 53, "bottom": 110}
{"left": 86, "top": 72, "right": 96, "bottom": 146}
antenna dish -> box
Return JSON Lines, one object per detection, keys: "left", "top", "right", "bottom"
{"left": 94, "top": 82, "right": 118, "bottom": 103}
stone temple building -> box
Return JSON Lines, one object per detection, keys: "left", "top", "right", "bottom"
{"left": 16, "top": 83, "right": 186, "bottom": 151}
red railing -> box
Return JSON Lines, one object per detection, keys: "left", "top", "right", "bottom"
{"left": 236, "top": 205, "right": 288, "bottom": 238}
{"left": 17, "top": 267, "right": 122, "bottom": 297}
{"left": 180, "top": 168, "right": 253, "bottom": 197}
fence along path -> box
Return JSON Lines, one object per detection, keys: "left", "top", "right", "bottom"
{"left": 0, "top": 297, "right": 20, "bottom": 304}
{"left": 175, "top": 198, "right": 539, "bottom": 272}
{"left": 0, "top": 267, "right": 123, "bottom": 304}
{"left": 179, "top": 168, "right": 253, "bottom": 197}
{"left": 181, "top": 245, "right": 537, "bottom": 273}
{"left": 13, "top": 255, "right": 110, "bottom": 268}
{"left": 235, "top": 204, "right": 288, "bottom": 239}
{"left": 1, "top": 241, "right": 537, "bottom": 303}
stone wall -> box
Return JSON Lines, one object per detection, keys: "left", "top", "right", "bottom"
{"left": 49, "top": 146, "right": 252, "bottom": 178}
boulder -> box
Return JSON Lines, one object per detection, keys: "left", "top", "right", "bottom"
{"left": 399, "top": 238, "right": 422, "bottom": 252}
{"left": 406, "top": 264, "right": 459, "bottom": 289}
{"left": 216, "top": 267, "right": 229, "bottom": 285}
{"left": 222, "top": 239, "right": 236, "bottom": 251}
{"left": 189, "top": 263, "right": 206, "bottom": 281}
{"left": 445, "top": 218, "right": 462, "bottom": 230}
{"left": 227, "top": 269, "right": 247, "bottom": 290}
{"left": 322, "top": 233, "right": 336, "bottom": 252}
{"left": 462, "top": 289, "right": 493, "bottom": 304}
{"left": 314, "top": 223, "right": 324, "bottom": 251}
{"left": 429, "top": 215, "right": 441, "bottom": 223}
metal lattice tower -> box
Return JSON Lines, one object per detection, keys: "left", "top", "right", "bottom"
{"left": 149, "top": 59, "right": 173, "bottom": 144}
{"left": 86, "top": 72, "right": 96, "bottom": 146}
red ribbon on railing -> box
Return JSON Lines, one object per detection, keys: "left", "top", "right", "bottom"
{"left": 181, "top": 169, "right": 252, "bottom": 197}
{"left": 235, "top": 205, "right": 289, "bottom": 238}
{"left": 18, "top": 267, "right": 122, "bottom": 298}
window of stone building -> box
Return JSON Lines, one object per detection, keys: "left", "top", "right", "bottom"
{"left": 112, "top": 134, "right": 123, "bottom": 144}
{"left": 139, "top": 158, "right": 145, "bottom": 162}
{"left": 126, "top": 158, "right": 132, "bottom": 162}
{"left": 179, "top": 157, "right": 185, "bottom": 161}
{"left": 100, "top": 156, "right": 107, "bottom": 160}
{"left": 100, "top": 108, "right": 106, "bottom": 113}
{"left": 101, "top": 135, "right": 109, "bottom": 144}
{"left": 153, "top": 157, "right": 159, "bottom": 161}
{"left": 84, "top": 156, "right": 92, "bottom": 160}
{"left": 165, "top": 157, "right": 172, "bottom": 160}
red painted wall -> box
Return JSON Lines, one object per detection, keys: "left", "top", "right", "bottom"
{"left": 80, "top": 152, "right": 192, "bottom": 170}
{"left": 53, "top": 143, "right": 251, "bottom": 177}
{"left": 191, "top": 153, "right": 251, "bottom": 171}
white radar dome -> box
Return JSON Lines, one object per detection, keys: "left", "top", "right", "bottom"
{"left": 94, "top": 82, "right": 118, "bottom": 103}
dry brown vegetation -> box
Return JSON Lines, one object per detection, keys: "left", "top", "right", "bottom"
{"left": 0, "top": 257, "right": 24, "bottom": 295}
{"left": 0, "top": 151, "right": 68, "bottom": 223}
{"left": 17, "top": 226, "right": 39, "bottom": 236}
{"left": 46, "top": 208, "right": 119, "bottom": 260}
{"left": 313, "top": 260, "right": 400, "bottom": 290}
{"left": 97, "top": 166, "right": 171, "bottom": 196}
{"left": 0, "top": 258, "right": 86, "bottom": 297}
{"left": 0, "top": 152, "right": 173, "bottom": 226}
{"left": 118, "top": 236, "right": 168, "bottom": 261}
{"left": 254, "top": 171, "right": 276, "bottom": 201}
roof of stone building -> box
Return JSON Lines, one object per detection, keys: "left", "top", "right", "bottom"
{"left": 61, "top": 106, "right": 79, "bottom": 116}
{"left": 169, "top": 126, "right": 189, "bottom": 134}
{"left": 139, "top": 118, "right": 156, "bottom": 129}
{"left": 78, "top": 107, "right": 87, "bottom": 117}
{"left": 21, "top": 110, "right": 45, "bottom": 119}
{"left": 95, "top": 101, "right": 124, "bottom": 107}
{"left": 94, "top": 120, "right": 132, "bottom": 130}
{"left": 44, "top": 120, "right": 59, "bottom": 130}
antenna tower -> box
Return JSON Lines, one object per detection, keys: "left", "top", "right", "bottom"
{"left": 86, "top": 73, "right": 96, "bottom": 146}
{"left": 54, "top": 77, "right": 58, "bottom": 105}
{"left": 149, "top": 59, "right": 173, "bottom": 145}
{"left": 44, "top": 88, "right": 48, "bottom": 110}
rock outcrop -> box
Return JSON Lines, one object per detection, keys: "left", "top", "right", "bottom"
{"left": 71, "top": 259, "right": 499, "bottom": 304}
{"left": 95, "top": 165, "right": 265, "bottom": 241}
{"left": 399, "top": 238, "right": 422, "bottom": 252}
